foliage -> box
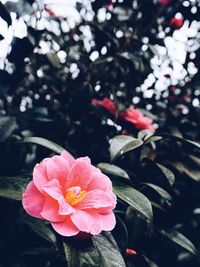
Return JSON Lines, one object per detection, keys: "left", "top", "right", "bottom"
{"left": 0, "top": 0, "right": 200, "bottom": 267}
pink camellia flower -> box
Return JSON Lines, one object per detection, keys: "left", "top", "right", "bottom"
{"left": 120, "top": 106, "right": 155, "bottom": 132}
{"left": 92, "top": 98, "right": 155, "bottom": 132}
{"left": 92, "top": 98, "right": 116, "bottom": 115}
{"left": 22, "top": 151, "right": 117, "bottom": 236}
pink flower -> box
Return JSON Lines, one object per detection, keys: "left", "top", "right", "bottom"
{"left": 92, "top": 98, "right": 116, "bottom": 115}
{"left": 170, "top": 15, "right": 184, "bottom": 28}
{"left": 160, "top": 0, "right": 171, "bottom": 6}
{"left": 92, "top": 98, "right": 155, "bottom": 132}
{"left": 22, "top": 151, "right": 116, "bottom": 236}
{"left": 120, "top": 107, "right": 155, "bottom": 132}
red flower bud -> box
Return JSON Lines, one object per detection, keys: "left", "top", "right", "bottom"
{"left": 126, "top": 249, "right": 137, "bottom": 256}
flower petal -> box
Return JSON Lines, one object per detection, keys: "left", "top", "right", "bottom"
{"left": 43, "top": 179, "right": 63, "bottom": 200}
{"left": 40, "top": 196, "right": 66, "bottom": 222}
{"left": 75, "top": 190, "right": 116, "bottom": 211}
{"left": 58, "top": 195, "right": 74, "bottom": 215}
{"left": 99, "top": 212, "right": 116, "bottom": 232}
{"left": 61, "top": 150, "right": 75, "bottom": 166}
{"left": 87, "top": 171, "right": 112, "bottom": 191}
{"left": 71, "top": 210, "right": 116, "bottom": 235}
{"left": 51, "top": 217, "right": 79, "bottom": 236}
{"left": 47, "top": 155, "right": 70, "bottom": 186}
{"left": 70, "top": 210, "right": 95, "bottom": 233}
{"left": 66, "top": 159, "right": 92, "bottom": 190}
{"left": 33, "top": 159, "right": 49, "bottom": 192}
{"left": 77, "top": 156, "right": 91, "bottom": 164}
{"left": 22, "top": 181, "right": 45, "bottom": 219}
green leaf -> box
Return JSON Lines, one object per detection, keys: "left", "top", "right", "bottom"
{"left": 110, "top": 135, "right": 143, "bottom": 161}
{"left": 97, "top": 163, "right": 130, "bottom": 180}
{"left": 156, "top": 163, "right": 175, "bottom": 186}
{"left": 63, "top": 240, "right": 80, "bottom": 267}
{"left": 160, "top": 229, "right": 197, "bottom": 255}
{"left": 112, "top": 215, "right": 128, "bottom": 255}
{"left": 20, "top": 136, "right": 65, "bottom": 154}
{"left": 0, "top": 177, "right": 29, "bottom": 200}
{"left": 142, "top": 158, "right": 175, "bottom": 186}
{"left": 170, "top": 160, "right": 200, "bottom": 182}
{"left": 93, "top": 232, "right": 126, "bottom": 267}
{"left": 142, "top": 183, "right": 172, "bottom": 202}
{"left": 46, "top": 53, "right": 61, "bottom": 68}
{"left": 22, "top": 216, "right": 57, "bottom": 245}
{"left": 158, "top": 134, "right": 200, "bottom": 152}
{"left": 0, "top": 116, "right": 18, "bottom": 143}
{"left": 145, "top": 135, "right": 163, "bottom": 144}
{"left": 137, "top": 129, "right": 154, "bottom": 141}
{"left": 64, "top": 232, "right": 126, "bottom": 267}
{"left": 113, "top": 181, "right": 153, "bottom": 221}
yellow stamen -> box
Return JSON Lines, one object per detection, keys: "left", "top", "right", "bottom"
{"left": 65, "top": 189, "right": 86, "bottom": 206}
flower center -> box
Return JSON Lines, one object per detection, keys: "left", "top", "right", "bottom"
{"left": 65, "top": 186, "right": 86, "bottom": 206}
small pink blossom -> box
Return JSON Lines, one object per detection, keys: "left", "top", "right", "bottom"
{"left": 160, "top": 0, "right": 171, "bottom": 6}
{"left": 22, "top": 151, "right": 116, "bottom": 236}
{"left": 120, "top": 106, "right": 155, "bottom": 132}
{"left": 92, "top": 98, "right": 155, "bottom": 132}
{"left": 92, "top": 98, "right": 116, "bottom": 115}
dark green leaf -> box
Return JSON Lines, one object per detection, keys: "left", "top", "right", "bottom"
{"left": 22, "top": 216, "right": 57, "bottom": 245}
{"left": 142, "top": 183, "right": 172, "bottom": 201}
{"left": 160, "top": 230, "right": 197, "bottom": 255}
{"left": 20, "top": 136, "right": 65, "bottom": 154}
{"left": 156, "top": 163, "right": 175, "bottom": 186}
{"left": 0, "top": 116, "right": 18, "bottom": 143}
{"left": 64, "top": 232, "right": 126, "bottom": 267}
{"left": 158, "top": 134, "right": 200, "bottom": 152}
{"left": 170, "top": 161, "right": 200, "bottom": 182}
{"left": 110, "top": 135, "right": 143, "bottom": 161}
{"left": 97, "top": 163, "right": 130, "bottom": 180}
{"left": 142, "top": 158, "right": 175, "bottom": 186}
{"left": 112, "top": 215, "right": 128, "bottom": 255}
{"left": 93, "top": 232, "right": 126, "bottom": 267}
{"left": 113, "top": 181, "right": 153, "bottom": 221}
{"left": 0, "top": 177, "right": 28, "bottom": 200}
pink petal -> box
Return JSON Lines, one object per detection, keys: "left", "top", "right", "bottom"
{"left": 77, "top": 156, "right": 91, "bottom": 164}
{"left": 47, "top": 155, "right": 70, "bottom": 186}
{"left": 40, "top": 196, "right": 66, "bottom": 222}
{"left": 61, "top": 150, "right": 75, "bottom": 166}
{"left": 43, "top": 179, "right": 63, "bottom": 200}
{"left": 58, "top": 196, "right": 74, "bottom": 215}
{"left": 75, "top": 190, "right": 116, "bottom": 212}
{"left": 33, "top": 159, "right": 49, "bottom": 192}
{"left": 51, "top": 217, "right": 79, "bottom": 236}
{"left": 70, "top": 210, "right": 96, "bottom": 233}
{"left": 22, "top": 181, "right": 45, "bottom": 219}
{"left": 87, "top": 171, "right": 112, "bottom": 191}
{"left": 99, "top": 212, "right": 116, "bottom": 232}
{"left": 66, "top": 159, "right": 92, "bottom": 190}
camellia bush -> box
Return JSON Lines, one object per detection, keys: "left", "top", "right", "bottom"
{"left": 0, "top": 0, "right": 200, "bottom": 267}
